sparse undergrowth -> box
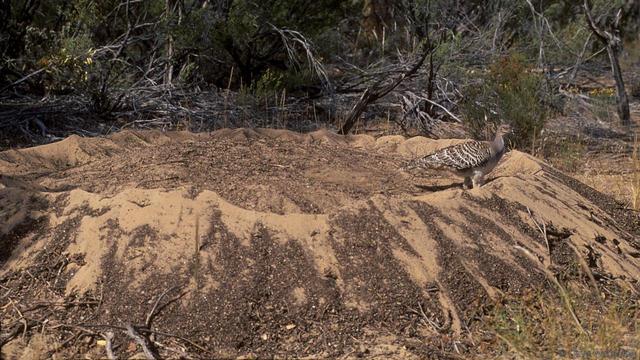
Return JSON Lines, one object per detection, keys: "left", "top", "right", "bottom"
{"left": 485, "top": 285, "right": 640, "bottom": 359}
{"left": 540, "top": 136, "right": 588, "bottom": 174}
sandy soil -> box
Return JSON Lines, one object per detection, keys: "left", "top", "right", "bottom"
{"left": 1, "top": 128, "right": 639, "bottom": 359}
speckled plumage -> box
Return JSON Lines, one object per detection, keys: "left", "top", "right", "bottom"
{"left": 404, "top": 124, "right": 513, "bottom": 189}
{"left": 411, "top": 140, "right": 495, "bottom": 171}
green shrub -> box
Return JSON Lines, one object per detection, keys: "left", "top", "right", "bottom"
{"left": 173, "top": 0, "right": 347, "bottom": 90}
{"left": 461, "top": 53, "right": 552, "bottom": 149}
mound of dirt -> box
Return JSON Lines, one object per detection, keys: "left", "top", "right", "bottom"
{"left": 1, "top": 128, "right": 639, "bottom": 358}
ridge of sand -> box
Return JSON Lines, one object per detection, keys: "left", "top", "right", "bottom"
{"left": 1, "top": 128, "right": 639, "bottom": 358}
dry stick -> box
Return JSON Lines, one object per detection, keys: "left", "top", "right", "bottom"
{"left": 526, "top": 207, "right": 551, "bottom": 258}
{"left": 223, "top": 66, "right": 234, "bottom": 128}
{"left": 102, "top": 331, "right": 116, "bottom": 360}
{"left": 194, "top": 214, "right": 200, "bottom": 290}
{"left": 569, "top": 32, "right": 593, "bottom": 84}
{"left": 418, "top": 303, "right": 443, "bottom": 332}
{"left": 566, "top": 242, "right": 602, "bottom": 302}
{"left": 56, "top": 330, "right": 83, "bottom": 351}
{"left": 524, "top": 0, "right": 545, "bottom": 69}
{"left": 74, "top": 323, "right": 212, "bottom": 355}
{"left": 421, "top": 97, "right": 463, "bottom": 123}
{"left": 495, "top": 333, "right": 526, "bottom": 358}
{"left": 339, "top": 43, "right": 432, "bottom": 134}
{"left": 125, "top": 324, "right": 159, "bottom": 360}
{"left": 0, "top": 320, "right": 36, "bottom": 347}
{"left": 0, "top": 68, "right": 46, "bottom": 93}
{"left": 145, "top": 287, "right": 177, "bottom": 329}
{"left": 527, "top": 208, "right": 601, "bottom": 302}
{"left": 583, "top": 0, "right": 630, "bottom": 126}
{"left": 522, "top": 209, "right": 588, "bottom": 335}
{"left": 152, "top": 338, "right": 191, "bottom": 358}
{"left": 140, "top": 328, "right": 212, "bottom": 354}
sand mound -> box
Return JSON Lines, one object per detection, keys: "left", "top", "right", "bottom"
{"left": 1, "top": 129, "right": 639, "bottom": 358}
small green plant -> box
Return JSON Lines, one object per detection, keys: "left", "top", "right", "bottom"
{"left": 253, "top": 68, "right": 285, "bottom": 99}
{"left": 38, "top": 42, "right": 95, "bottom": 95}
{"left": 461, "top": 53, "right": 552, "bottom": 149}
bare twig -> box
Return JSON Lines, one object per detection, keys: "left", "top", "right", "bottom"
{"left": 0, "top": 68, "right": 46, "bottom": 93}
{"left": 125, "top": 324, "right": 159, "bottom": 360}
{"left": 102, "top": 331, "right": 116, "bottom": 360}
{"left": 569, "top": 32, "right": 593, "bottom": 83}
{"left": 269, "top": 24, "right": 332, "bottom": 94}
{"left": 526, "top": 207, "right": 551, "bottom": 258}
{"left": 422, "top": 97, "right": 463, "bottom": 123}
{"left": 145, "top": 287, "right": 178, "bottom": 328}
{"left": 566, "top": 242, "right": 601, "bottom": 301}
{"left": 583, "top": 0, "right": 630, "bottom": 126}
{"left": 0, "top": 319, "right": 37, "bottom": 347}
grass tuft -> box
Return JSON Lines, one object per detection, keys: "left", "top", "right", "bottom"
{"left": 486, "top": 286, "right": 639, "bottom": 359}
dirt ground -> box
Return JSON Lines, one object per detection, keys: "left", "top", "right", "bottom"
{"left": 1, "top": 128, "right": 640, "bottom": 359}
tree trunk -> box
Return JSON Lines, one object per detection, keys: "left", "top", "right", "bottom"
{"left": 583, "top": 0, "right": 631, "bottom": 127}
{"left": 361, "top": 0, "right": 393, "bottom": 40}
{"left": 606, "top": 45, "right": 631, "bottom": 126}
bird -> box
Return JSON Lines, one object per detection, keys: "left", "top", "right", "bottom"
{"left": 403, "top": 124, "right": 513, "bottom": 189}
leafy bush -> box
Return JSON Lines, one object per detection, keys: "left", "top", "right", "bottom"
{"left": 461, "top": 53, "right": 553, "bottom": 149}
{"left": 173, "top": 0, "right": 348, "bottom": 89}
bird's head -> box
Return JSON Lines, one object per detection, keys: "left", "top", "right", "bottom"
{"left": 496, "top": 123, "right": 513, "bottom": 137}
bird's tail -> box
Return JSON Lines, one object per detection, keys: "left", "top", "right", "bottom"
{"left": 401, "top": 155, "right": 440, "bottom": 172}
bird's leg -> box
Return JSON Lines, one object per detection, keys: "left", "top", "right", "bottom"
{"left": 472, "top": 171, "right": 485, "bottom": 188}
{"left": 463, "top": 177, "right": 472, "bottom": 189}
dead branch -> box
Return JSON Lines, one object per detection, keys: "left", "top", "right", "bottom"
{"left": 339, "top": 45, "right": 431, "bottom": 134}
{"left": 270, "top": 24, "right": 332, "bottom": 94}
{"left": 583, "top": 0, "right": 630, "bottom": 126}
{"left": 526, "top": 206, "right": 551, "bottom": 260}
{"left": 0, "top": 319, "right": 37, "bottom": 347}
{"left": 145, "top": 286, "right": 178, "bottom": 328}
{"left": 125, "top": 324, "right": 160, "bottom": 360}
{"left": 524, "top": 0, "right": 546, "bottom": 70}
{"left": 139, "top": 328, "right": 212, "bottom": 354}
{"left": 567, "top": 243, "right": 601, "bottom": 298}
{"left": 0, "top": 68, "right": 46, "bottom": 93}
{"left": 102, "top": 331, "right": 116, "bottom": 360}
{"left": 422, "top": 97, "right": 463, "bottom": 123}
{"left": 65, "top": 322, "right": 213, "bottom": 355}
{"left": 408, "top": 302, "right": 448, "bottom": 333}
{"left": 569, "top": 32, "right": 593, "bottom": 83}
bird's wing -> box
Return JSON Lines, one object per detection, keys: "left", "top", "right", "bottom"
{"left": 407, "top": 140, "right": 493, "bottom": 171}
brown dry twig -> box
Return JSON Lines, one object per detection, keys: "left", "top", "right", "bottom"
{"left": 145, "top": 286, "right": 178, "bottom": 329}
{"left": 0, "top": 319, "right": 37, "bottom": 347}
{"left": 102, "top": 331, "right": 116, "bottom": 360}
{"left": 566, "top": 242, "right": 602, "bottom": 302}
{"left": 125, "top": 323, "right": 159, "bottom": 360}
{"left": 526, "top": 206, "right": 551, "bottom": 260}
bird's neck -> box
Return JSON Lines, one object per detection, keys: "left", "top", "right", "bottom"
{"left": 491, "top": 133, "right": 505, "bottom": 154}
